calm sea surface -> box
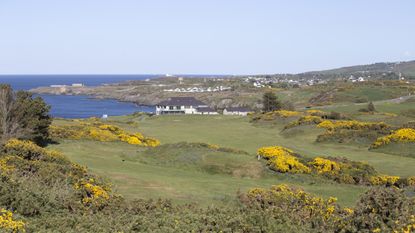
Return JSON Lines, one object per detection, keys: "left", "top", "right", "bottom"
{"left": 0, "top": 75, "right": 157, "bottom": 118}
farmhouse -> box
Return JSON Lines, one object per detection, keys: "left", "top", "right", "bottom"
{"left": 155, "top": 97, "right": 217, "bottom": 115}
{"left": 223, "top": 107, "right": 252, "bottom": 116}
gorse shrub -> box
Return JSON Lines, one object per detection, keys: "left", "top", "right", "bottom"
{"left": 3, "top": 138, "right": 67, "bottom": 163}
{"left": 1, "top": 138, "right": 414, "bottom": 232}
{"left": 284, "top": 115, "right": 323, "bottom": 130}
{"left": 317, "top": 120, "right": 389, "bottom": 131}
{"left": 309, "top": 157, "right": 379, "bottom": 185}
{"left": 305, "top": 109, "right": 327, "bottom": 117}
{"left": 371, "top": 128, "right": 415, "bottom": 149}
{"left": 240, "top": 184, "right": 353, "bottom": 232}
{"left": 0, "top": 208, "right": 25, "bottom": 232}
{"left": 257, "top": 145, "right": 413, "bottom": 187}
{"left": 343, "top": 187, "right": 415, "bottom": 233}
{"left": 316, "top": 120, "right": 391, "bottom": 144}
{"left": 368, "top": 175, "right": 401, "bottom": 186}
{"left": 74, "top": 178, "right": 111, "bottom": 209}
{"left": 250, "top": 110, "right": 302, "bottom": 123}
{"left": 0, "top": 139, "right": 114, "bottom": 218}
{"left": 257, "top": 146, "right": 311, "bottom": 174}
{"left": 50, "top": 120, "right": 160, "bottom": 147}
{"left": 309, "top": 157, "right": 341, "bottom": 174}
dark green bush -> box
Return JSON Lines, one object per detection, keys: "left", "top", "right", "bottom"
{"left": 343, "top": 187, "right": 415, "bottom": 232}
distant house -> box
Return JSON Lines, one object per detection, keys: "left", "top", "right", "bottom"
{"left": 223, "top": 107, "right": 252, "bottom": 116}
{"left": 50, "top": 85, "right": 67, "bottom": 88}
{"left": 196, "top": 107, "right": 219, "bottom": 115}
{"left": 72, "top": 83, "right": 84, "bottom": 87}
{"left": 155, "top": 97, "right": 217, "bottom": 115}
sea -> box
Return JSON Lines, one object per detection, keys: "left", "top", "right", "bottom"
{"left": 0, "top": 75, "right": 157, "bottom": 118}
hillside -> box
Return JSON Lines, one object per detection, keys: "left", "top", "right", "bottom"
{"left": 305, "top": 60, "right": 415, "bottom": 77}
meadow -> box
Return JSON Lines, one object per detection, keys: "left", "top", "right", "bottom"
{"left": 48, "top": 110, "right": 415, "bottom": 207}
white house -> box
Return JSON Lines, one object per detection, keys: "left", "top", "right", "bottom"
{"left": 155, "top": 97, "right": 217, "bottom": 115}
{"left": 223, "top": 107, "right": 252, "bottom": 116}
{"left": 195, "top": 107, "right": 219, "bottom": 115}
{"left": 72, "top": 83, "right": 84, "bottom": 87}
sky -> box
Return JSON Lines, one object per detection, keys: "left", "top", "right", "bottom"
{"left": 1, "top": 0, "right": 414, "bottom": 75}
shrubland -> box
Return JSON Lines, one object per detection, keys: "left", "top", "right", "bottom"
{"left": 50, "top": 118, "right": 160, "bottom": 147}
{"left": 257, "top": 145, "right": 415, "bottom": 187}
{"left": 1, "top": 139, "right": 414, "bottom": 232}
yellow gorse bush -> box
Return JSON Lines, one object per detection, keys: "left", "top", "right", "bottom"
{"left": 207, "top": 144, "right": 220, "bottom": 150}
{"left": 50, "top": 121, "right": 160, "bottom": 147}
{"left": 271, "top": 110, "right": 301, "bottom": 118}
{"left": 407, "top": 177, "right": 415, "bottom": 186}
{"left": 4, "top": 139, "right": 66, "bottom": 162}
{"left": 256, "top": 146, "right": 414, "bottom": 187}
{"left": 317, "top": 120, "right": 389, "bottom": 131}
{"left": 372, "top": 128, "right": 415, "bottom": 148}
{"left": 284, "top": 115, "right": 323, "bottom": 129}
{"left": 305, "top": 109, "right": 326, "bottom": 116}
{"left": 0, "top": 209, "right": 25, "bottom": 232}
{"left": 247, "top": 184, "right": 341, "bottom": 221}
{"left": 75, "top": 178, "right": 111, "bottom": 206}
{"left": 3, "top": 139, "right": 114, "bottom": 209}
{"left": 369, "top": 175, "right": 401, "bottom": 186}
{"left": 257, "top": 146, "right": 311, "bottom": 173}
{"left": 393, "top": 215, "right": 415, "bottom": 233}
{"left": 309, "top": 157, "right": 341, "bottom": 174}
{"left": 0, "top": 156, "right": 15, "bottom": 175}
{"left": 257, "top": 146, "right": 294, "bottom": 159}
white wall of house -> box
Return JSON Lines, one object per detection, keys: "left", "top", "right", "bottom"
{"left": 223, "top": 109, "right": 249, "bottom": 116}
{"left": 156, "top": 105, "right": 199, "bottom": 115}
{"left": 195, "top": 111, "right": 219, "bottom": 115}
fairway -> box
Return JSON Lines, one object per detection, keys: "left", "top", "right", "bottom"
{"left": 49, "top": 115, "right": 415, "bottom": 207}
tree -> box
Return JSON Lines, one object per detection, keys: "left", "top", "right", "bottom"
{"left": 262, "top": 92, "right": 282, "bottom": 112}
{"left": 0, "top": 84, "right": 51, "bottom": 144}
{"left": 367, "top": 101, "right": 376, "bottom": 112}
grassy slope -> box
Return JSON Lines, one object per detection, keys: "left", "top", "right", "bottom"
{"left": 304, "top": 60, "right": 415, "bottom": 76}
{"left": 49, "top": 114, "right": 415, "bottom": 208}
{"left": 318, "top": 97, "right": 415, "bottom": 115}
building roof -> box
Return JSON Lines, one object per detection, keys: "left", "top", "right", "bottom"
{"left": 225, "top": 107, "right": 252, "bottom": 112}
{"left": 157, "top": 97, "right": 207, "bottom": 106}
{"left": 196, "top": 107, "right": 217, "bottom": 113}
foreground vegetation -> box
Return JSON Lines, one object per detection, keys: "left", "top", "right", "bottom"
{"left": 1, "top": 83, "right": 415, "bottom": 232}
{"left": 1, "top": 138, "right": 415, "bottom": 232}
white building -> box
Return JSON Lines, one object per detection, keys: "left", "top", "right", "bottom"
{"left": 155, "top": 97, "right": 218, "bottom": 115}
{"left": 223, "top": 107, "right": 252, "bottom": 116}
{"left": 195, "top": 107, "right": 219, "bottom": 115}
{"left": 50, "top": 85, "right": 67, "bottom": 88}
{"left": 72, "top": 83, "right": 84, "bottom": 87}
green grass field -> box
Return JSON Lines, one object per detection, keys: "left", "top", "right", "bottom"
{"left": 317, "top": 96, "right": 415, "bottom": 115}
{"left": 48, "top": 114, "right": 415, "bottom": 207}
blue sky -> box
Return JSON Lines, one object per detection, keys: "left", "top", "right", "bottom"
{"left": 1, "top": 0, "right": 414, "bottom": 75}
